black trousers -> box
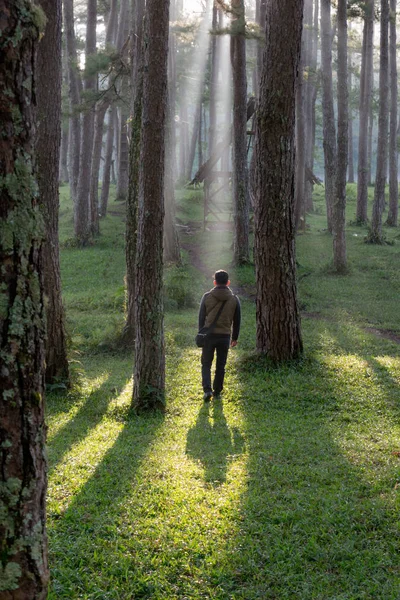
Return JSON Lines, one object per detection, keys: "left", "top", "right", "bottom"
{"left": 201, "top": 334, "right": 230, "bottom": 394}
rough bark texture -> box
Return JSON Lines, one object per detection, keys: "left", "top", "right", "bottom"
{"left": 0, "top": 2, "right": 48, "bottom": 597}
{"left": 256, "top": 0, "right": 267, "bottom": 93}
{"left": 36, "top": 0, "right": 69, "bottom": 383}
{"left": 63, "top": 0, "right": 81, "bottom": 204}
{"left": 333, "top": 0, "right": 348, "bottom": 272}
{"left": 386, "top": 0, "right": 398, "bottom": 227}
{"left": 124, "top": 0, "right": 145, "bottom": 345}
{"left": 356, "top": 0, "right": 374, "bottom": 224}
{"left": 320, "top": 0, "right": 336, "bottom": 233}
{"left": 254, "top": 0, "right": 304, "bottom": 362}
{"left": 231, "top": 0, "right": 250, "bottom": 264}
{"left": 133, "top": 0, "right": 170, "bottom": 410}
{"left": 370, "top": 0, "right": 389, "bottom": 243}
{"left": 74, "top": 0, "right": 97, "bottom": 243}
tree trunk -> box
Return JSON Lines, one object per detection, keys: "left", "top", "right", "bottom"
{"left": 116, "top": 0, "right": 130, "bottom": 201}
{"left": 386, "top": 0, "right": 398, "bottom": 226}
{"left": 187, "top": 99, "right": 202, "bottom": 181}
{"left": 356, "top": 0, "right": 374, "bottom": 223}
{"left": 60, "top": 120, "right": 69, "bottom": 183}
{"left": 208, "top": 2, "right": 218, "bottom": 157}
{"left": 347, "top": 25, "right": 355, "bottom": 183}
{"left": 320, "top": 0, "right": 336, "bottom": 233}
{"left": 231, "top": 0, "right": 250, "bottom": 265}
{"left": 0, "top": 2, "right": 48, "bottom": 596}
{"left": 367, "top": 102, "right": 374, "bottom": 186}
{"left": 89, "top": 99, "right": 109, "bottom": 234}
{"left": 370, "top": 0, "right": 389, "bottom": 243}
{"left": 295, "top": 35, "right": 306, "bottom": 230}
{"left": 256, "top": 0, "right": 267, "bottom": 94}
{"left": 37, "top": 0, "right": 70, "bottom": 384}
{"left": 133, "top": 0, "right": 170, "bottom": 411}
{"left": 75, "top": 0, "right": 97, "bottom": 244}
{"left": 305, "top": 0, "right": 319, "bottom": 212}
{"left": 333, "top": 0, "right": 348, "bottom": 272}
{"left": 179, "top": 99, "right": 189, "bottom": 181}
{"left": 198, "top": 99, "right": 203, "bottom": 168}
{"left": 254, "top": 0, "right": 304, "bottom": 361}
{"left": 63, "top": 0, "right": 81, "bottom": 203}
{"left": 124, "top": 0, "right": 145, "bottom": 344}
{"left": 100, "top": 106, "right": 117, "bottom": 217}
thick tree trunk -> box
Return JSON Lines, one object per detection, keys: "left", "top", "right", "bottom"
{"left": 256, "top": 0, "right": 267, "bottom": 93}
{"left": 0, "top": 2, "right": 48, "bottom": 597}
{"left": 63, "top": 0, "right": 81, "bottom": 203}
{"left": 333, "top": 0, "right": 348, "bottom": 272}
{"left": 37, "top": 0, "right": 69, "bottom": 384}
{"left": 75, "top": 0, "right": 97, "bottom": 244}
{"left": 124, "top": 0, "right": 145, "bottom": 345}
{"left": 370, "top": 0, "right": 389, "bottom": 243}
{"left": 386, "top": 0, "right": 398, "bottom": 226}
{"left": 356, "top": 0, "right": 374, "bottom": 223}
{"left": 100, "top": 106, "right": 117, "bottom": 217}
{"left": 133, "top": 0, "right": 170, "bottom": 410}
{"left": 254, "top": 0, "right": 304, "bottom": 361}
{"left": 320, "top": 0, "right": 336, "bottom": 233}
{"left": 231, "top": 0, "right": 249, "bottom": 264}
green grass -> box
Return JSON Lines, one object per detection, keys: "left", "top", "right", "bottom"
{"left": 47, "top": 184, "right": 400, "bottom": 598}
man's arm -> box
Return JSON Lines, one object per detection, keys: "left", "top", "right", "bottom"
{"left": 198, "top": 294, "right": 207, "bottom": 330}
{"left": 231, "top": 296, "right": 241, "bottom": 344}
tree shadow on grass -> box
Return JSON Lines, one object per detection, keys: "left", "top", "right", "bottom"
{"left": 186, "top": 397, "right": 245, "bottom": 486}
{"left": 220, "top": 320, "right": 400, "bottom": 599}
{"left": 48, "top": 410, "right": 164, "bottom": 599}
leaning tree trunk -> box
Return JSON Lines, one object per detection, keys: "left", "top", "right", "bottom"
{"left": 254, "top": 0, "right": 304, "bottom": 361}
{"left": 133, "top": 0, "right": 170, "bottom": 411}
{"left": 386, "top": 0, "right": 398, "bottom": 227}
{"left": 320, "top": 0, "right": 336, "bottom": 233}
{"left": 370, "top": 0, "right": 389, "bottom": 243}
{"left": 75, "top": 0, "right": 97, "bottom": 244}
{"left": 356, "top": 0, "right": 374, "bottom": 224}
{"left": 0, "top": 2, "right": 48, "bottom": 597}
{"left": 37, "top": 0, "right": 69, "bottom": 384}
{"left": 63, "top": 0, "right": 81, "bottom": 204}
{"left": 231, "top": 0, "right": 250, "bottom": 265}
{"left": 333, "top": 0, "right": 348, "bottom": 272}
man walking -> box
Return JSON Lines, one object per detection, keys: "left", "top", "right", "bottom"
{"left": 198, "top": 270, "right": 241, "bottom": 401}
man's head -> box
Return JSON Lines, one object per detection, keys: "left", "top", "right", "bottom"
{"left": 214, "top": 269, "right": 229, "bottom": 286}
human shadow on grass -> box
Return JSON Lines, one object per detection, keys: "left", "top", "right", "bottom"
{"left": 47, "top": 365, "right": 131, "bottom": 477}
{"left": 186, "top": 397, "right": 245, "bottom": 486}
{"left": 222, "top": 323, "right": 400, "bottom": 599}
{"left": 48, "top": 411, "right": 164, "bottom": 599}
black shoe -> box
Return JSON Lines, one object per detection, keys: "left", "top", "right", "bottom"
{"left": 213, "top": 390, "right": 222, "bottom": 397}
{"left": 203, "top": 391, "right": 213, "bottom": 401}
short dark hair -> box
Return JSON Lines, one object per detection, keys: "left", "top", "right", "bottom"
{"left": 214, "top": 269, "right": 229, "bottom": 285}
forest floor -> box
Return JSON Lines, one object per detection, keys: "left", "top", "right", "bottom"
{"left": 46, "top": 184, "right": 400, "bottom": 599}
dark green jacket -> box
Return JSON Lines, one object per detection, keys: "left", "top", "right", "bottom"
{"left": 198, "top": 286, "right": 241, "bottom": 340}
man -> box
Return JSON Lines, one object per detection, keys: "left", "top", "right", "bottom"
{"left": 198, "top": 270, "right": 241, "bottom": 401}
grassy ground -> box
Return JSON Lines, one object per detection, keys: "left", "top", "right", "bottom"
{"left": 47, "top": 184, "right": 400, "bottom": 599}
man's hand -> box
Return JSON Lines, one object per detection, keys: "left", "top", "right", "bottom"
{"left": 231, "top": 340, "right": 238, "bottom": 348}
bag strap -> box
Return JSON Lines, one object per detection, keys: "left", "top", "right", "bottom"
{"left": 208, "top": 300, "right": 227, "bottom": 333}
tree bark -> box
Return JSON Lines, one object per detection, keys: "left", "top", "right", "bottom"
{"left": 305, "top": 0, "right": 319, "bottom": 212}
{"left": 254, "top": 0, "right": 304, "bottom": 361}
{"left": 333, "top": 0, "right": 348, "bottom": 272}
{"left": 295, "top": 34, "right": 306, "bottom": 230}
{"left": 37, "top": 0, "right": 69, "bottom": 384}
{"left": 63, "top": 0, "right": 81, "bottom": 203}
{"left": 320, "top": 0, "right": 336, "bottom": 233}
{"left": 115, "top": 0, "right": 130, "bottom": 201}
{"left": 89, "top": 99, "right": 109, "bottom": 234}
{"left": 356, "top": 0, "right": 374, "bottom": 223}
{"left": 75, "top": 0, "right": 97, "bottom": 244}
{"left": 0, "top": 2, "right": 48, "bottom": 596}
{"left": 208, "top": 2, "right": 218, "bottom": 157}
{"left": 231, "top": 0, "right": 250, "bottom": 264}
{"left": 347, "top": 25, "right": 355, "bottom": 184}
{"left": 386, "top": 0, "right": 398, "bottom": 226}
{"left": 133, "top": 0, "right": 170, "bottom": 410}
{"left": 100, "top": 106, "right": 117, "bottom": 217}
{"left": 370, "top": 0, "right": 389, "bottom": 243}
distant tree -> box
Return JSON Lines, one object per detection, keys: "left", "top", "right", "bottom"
{"left": 356, "top": 0, "right": 374, "bottom": 224}
{"left": 208, "top": 1, "right": 219, "bottom": 156}
{"left": 254, "top": 0, "right": 303, "bottom": 361}
{"left": 304, "top": 0, "right": 319, "bottom": 212}
{"left": 63, "top": 0, "right": 81, "bottom": 203}
{"left": 347, "top": 22, "right": 355, "bottom": 184}
{"left": 36, "top": 0, "right": 69, "bottom": 383}
{"left": 332, "top": 0, "right": 348, "bottom": 272}
{"left": 386, "top": 0, "right": 398, "bottom": 227}
{"left": 115, "top": 0, "right": 130, "bottom": 202}
{"left": 0, "top": 1, "right": 48, "bottom": 596}
{"left": 99, "top": 106, "right": 117, "bottom": 217}
{"left": 231, "top": 0, "right": 250, "bottom": 264}
{"left": 294, "top": 28, "right": 306, "bottom": 230}
{"left": 320, "top": 0, "right": 336, "bottom": 233}
{"left": 133, "top": 0, "right": 170, "bottom": 410}
{"left": 369, "top": 0, "right": 389, "bottom": 243}
{"left": 75, "top": 0, "right": 97, "bottom": 244}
